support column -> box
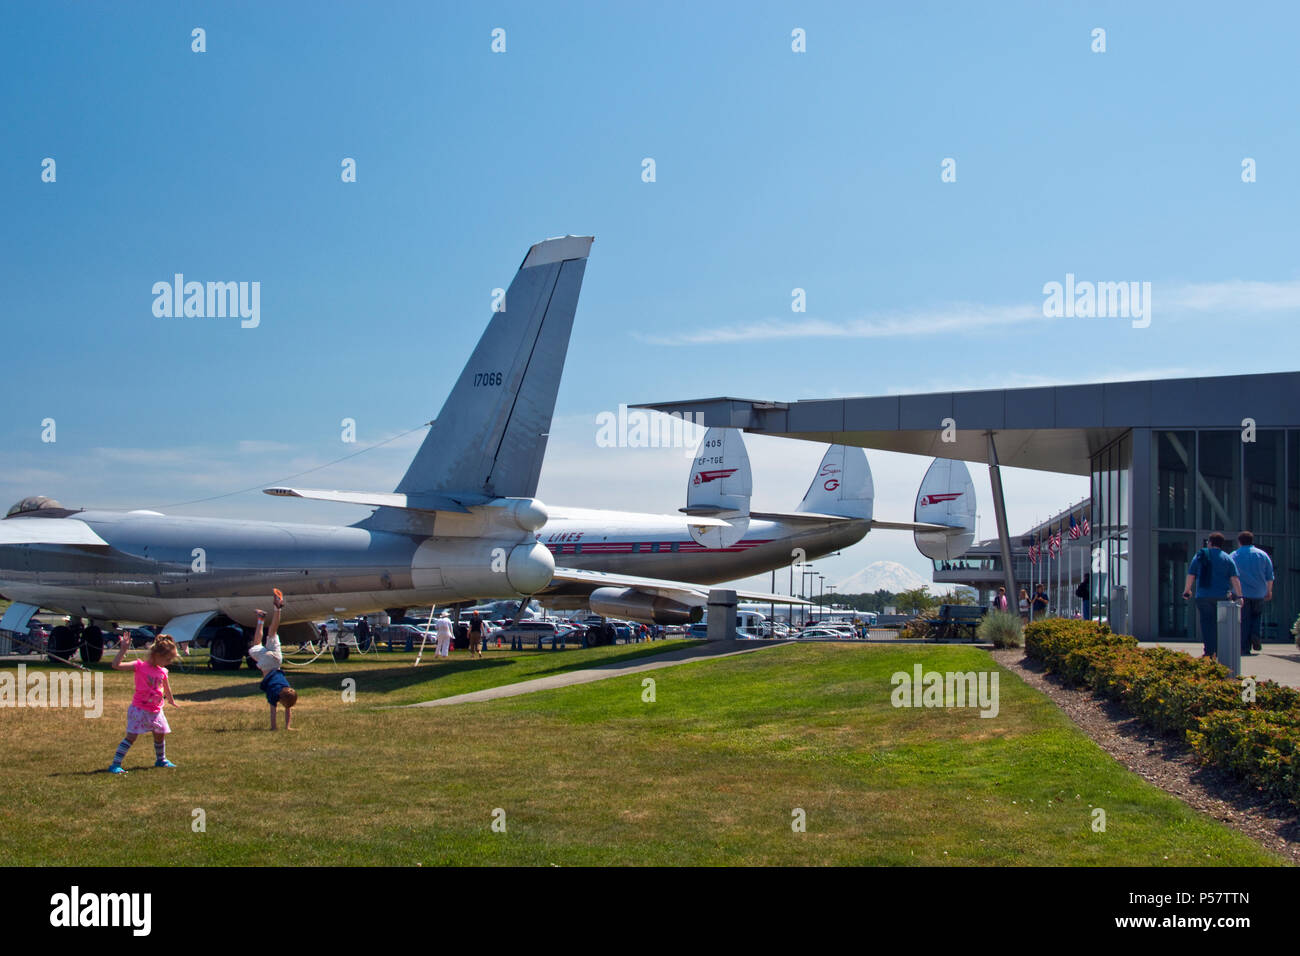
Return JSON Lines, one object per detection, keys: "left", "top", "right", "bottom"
{"left": 707, "top": 589, "right": 738, "bottom": 641}
{"left": 986, "top": 432, "right": 1019, "bottom": 607}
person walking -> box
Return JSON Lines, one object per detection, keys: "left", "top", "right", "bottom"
{"left": 434, "top": 612, "right": 454, "bottom": 658}
{"left": 1231, "top": 531, "right": 1274, "bottom": 655}
{"left": 469, "top": 612, "right": 484, "bottom": 660}
{"left": 992, "top": 587, "right": 1009, "bottom": 612}
{"left": 1075, "top": 573, "right": 1091, "bottom": 620}
{"left": 1183, "top": 533, "right": 1243, "bottom": 660}
{"left": 1018, "top": 589, "right": 1030, "bottom": 623}
{"left": 1031, "top": 585, "right": 1049, "bottom": 621}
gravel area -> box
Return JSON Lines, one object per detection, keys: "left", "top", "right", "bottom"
{"left": 989, "top": 647, "right": 1300, "bottom": 863}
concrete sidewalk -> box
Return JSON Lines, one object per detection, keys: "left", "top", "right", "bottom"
{"left": 405, "top": 639, "right": 789, "bottom": 707}
{"left": 1141, "top": 641, "right": 1300, "bottom": 688}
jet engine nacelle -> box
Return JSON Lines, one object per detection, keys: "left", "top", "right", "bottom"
{"left": 506, "top": 540, "right": 555, "bottom": 594}
{"left": 485, "top": 497, "right": 549, "bottom": 533}
{"left": 588, "top": 587, "right": 701, "bottom": 625}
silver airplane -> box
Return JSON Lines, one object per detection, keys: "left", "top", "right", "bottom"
{"left": 0, "top": 236, "right": 800, "bottom": 662}
{"left": 0, "top": 235, "right": 974, "bottom": 660}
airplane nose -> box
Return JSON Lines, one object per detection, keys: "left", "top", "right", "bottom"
{"left": 506, "top": 541, "right": 554, "bottom": 594}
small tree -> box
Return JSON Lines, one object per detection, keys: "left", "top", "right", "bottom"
{"left": 895, "top": 587, "right": 935, "bottom": 615}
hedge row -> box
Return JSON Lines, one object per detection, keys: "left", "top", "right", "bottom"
{"left": 1024, "top": 618, "right": 1300, "bottom": 806}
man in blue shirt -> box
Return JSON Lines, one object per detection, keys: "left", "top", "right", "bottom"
{"left": 1182, "top": 532, "right": 1242, "bottom": 659}
{"left": 1231, "top": 531, "right": 1274, "bottom": 655}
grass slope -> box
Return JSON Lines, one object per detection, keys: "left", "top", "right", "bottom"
{"left": 0, "top": 643, "right": 1283, "bottom": 866}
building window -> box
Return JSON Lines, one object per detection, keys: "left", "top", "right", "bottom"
{"left": 1198, "top": 430, "right": 1240, "bottom": 532}
{"left": 1288, "top": 430, "right": 1300, "bottom": 535}
{"left": 1244, "top": 430, "right": 1286, "bottom": 534}
{"left": 1156, "top": 431, "right": 1195, "bottom": 529}
{"left": 1156, "top": 532, "right": 1195, "bottom": 639}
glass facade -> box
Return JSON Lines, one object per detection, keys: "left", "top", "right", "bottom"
{"left": 1090, "top": 433, "right": 1131, "bottom": 628}
{"left": 1141, "top": 428, "right": 1300, "bottom": 642}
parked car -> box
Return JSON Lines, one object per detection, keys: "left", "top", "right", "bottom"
{"left": 796, "top": 627, "right": 847, "bottom": 640}
{"left": 498, "top": 620, "right": 566, "bottom": 649}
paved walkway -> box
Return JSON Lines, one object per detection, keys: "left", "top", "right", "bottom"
{"left": 1142, "top": 641, "right": 1300, "bottom": 688}
{"left": 405, "top": 640, "right": 789, "bottom": 708}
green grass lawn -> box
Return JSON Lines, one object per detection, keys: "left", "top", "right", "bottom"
{"left": 0, "top": 642, "right": 1285, "bottom": 865}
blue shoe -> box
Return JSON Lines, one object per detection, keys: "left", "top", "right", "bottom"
{"left": 154, "top": 759, "right": 176, "bottom": 768}
{"left": 108, "top": 764, "right": 127, "bottom": 774}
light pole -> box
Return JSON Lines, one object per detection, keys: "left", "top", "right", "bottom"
{"left": 818, "top": 575, "right": 825, "bottom": 622}
{"left": 802, "top": 565, "right": 815, "bottom": 626}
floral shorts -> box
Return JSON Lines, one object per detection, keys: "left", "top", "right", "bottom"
{"left": 126, "top": 704, "right": 170, "bottom": 736}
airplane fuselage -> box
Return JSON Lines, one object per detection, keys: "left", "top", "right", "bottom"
{"left": 0, "top": 505, "right": 867, "bottom": 628}
{"left": 0, "top": 509, "right": 548, "bottom": 628}
{"left": 536, "top": 506, "right": 868, "bottom": 594}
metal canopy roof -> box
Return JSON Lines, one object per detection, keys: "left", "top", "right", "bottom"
{"left": 634, "top": 371, "right": 1300, "bottom": 476}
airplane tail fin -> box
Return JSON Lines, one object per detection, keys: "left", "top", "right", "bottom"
{"left": 796, "top": 445, "right": 874, "bottom": 520}
{"left": 394, "top": 236, "right": 593, "bottom": 500}
{"left": 912, "top": 458, "right": 976, "bottom": 560}
{"left": 681, "top": 427, "right": 751, "bottom": 549}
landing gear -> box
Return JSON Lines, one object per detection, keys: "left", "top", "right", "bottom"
{"left": 48, "top": 625, "right": 78, "bottom": 663}
{"left": 209, "top": 627, "right": 245, "bottom": 671}
{"left": 80, "top": 625, "right": 104, "bottom": 664}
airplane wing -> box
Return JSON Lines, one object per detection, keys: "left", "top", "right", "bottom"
{"left": 547, "top": 567, "right": 809, "bottom": 606}
{"left": 264, "top": 487, "right": 480, "bottom": 513}
{"left": 0, "top": 518, "right": 110, "bottom": 547}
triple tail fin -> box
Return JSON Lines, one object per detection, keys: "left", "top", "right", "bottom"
{"left": 682, "top": 427, "right": 751, "bottom": 549}
{"left": 796, "top": 445, "right": 874, "bottom": 519}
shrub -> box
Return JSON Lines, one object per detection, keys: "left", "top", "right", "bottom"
{"left": 1022, "top": 615, "right": 1300, "bottom": 805}
{"left": 900, "top": 608, "right": 938, "bottom": 641}
{"left": 1189, "top": 710, "right": 1300, "bottom": 806}
{"left": 977, "top": 609, "right": 1023, "bottom": 648}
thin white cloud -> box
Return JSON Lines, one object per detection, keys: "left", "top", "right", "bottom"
{"left": 636, "top": 278, "right": 1300, "bottom": 346}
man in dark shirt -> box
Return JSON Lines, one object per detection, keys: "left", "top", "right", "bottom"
{"left": 1031, "top": 585, "right": 1049, "bottom": 620}
{"left": 1183, "top": 532, "right": 1242, "bottom": 660}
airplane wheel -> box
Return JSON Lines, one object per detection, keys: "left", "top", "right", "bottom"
{"left": 209, "top": 627, "right": 245, "bottom": 671}
{"left": 80, "top": 625, "right": 105, "bottom": 664}
{"left": 48, "top": 625, "right": 79, "bottom": 663}
{"left": 333, "top": 643, "right": 350, "bottom": 661}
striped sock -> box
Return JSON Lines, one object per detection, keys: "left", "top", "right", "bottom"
{"left": 154, "top": 738, "right": 166, "bottom": 762}
{"left": 112, "top": 737, "right": 133, "bottom": 766}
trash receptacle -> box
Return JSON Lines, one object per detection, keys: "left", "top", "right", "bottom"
{"left": 1217, "top": 600, "right": 1242, "bottom": 676}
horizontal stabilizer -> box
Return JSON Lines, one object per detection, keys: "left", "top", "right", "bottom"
{"left": 0, "top": 517, "right": 109, "bottom": 548}
{"left": 868, "top": 519, "right": 968, "bottom": 535}
{"left": 264, "top": 487, "right": 481, "bottom": 514}
{"left": 548, "top": 567, "right": 809, "bottom": 607}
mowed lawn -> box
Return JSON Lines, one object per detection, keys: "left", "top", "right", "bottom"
{"left": 0, "top": 642, "right": 1284, "bottom": 866}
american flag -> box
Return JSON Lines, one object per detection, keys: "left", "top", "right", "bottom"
{"left": 1068, "top": 514, "right": 1081, "bottom": 539}
{"left": 1028, "top": 542, "right": 1040, "bottom": 565}
{"left": 1049, "top": 531, "right": 1062, "bottom": 556}
{"left": 1081, "top": 516, "right": 1091, "bottom": 536}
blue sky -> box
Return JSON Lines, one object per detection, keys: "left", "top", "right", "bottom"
{"left": 3, "top": 1, "right": 1298, "bottom": 591}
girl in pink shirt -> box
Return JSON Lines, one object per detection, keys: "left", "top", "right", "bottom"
{"left": 107, "top": 634, "right": 181, "bottom": 774}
